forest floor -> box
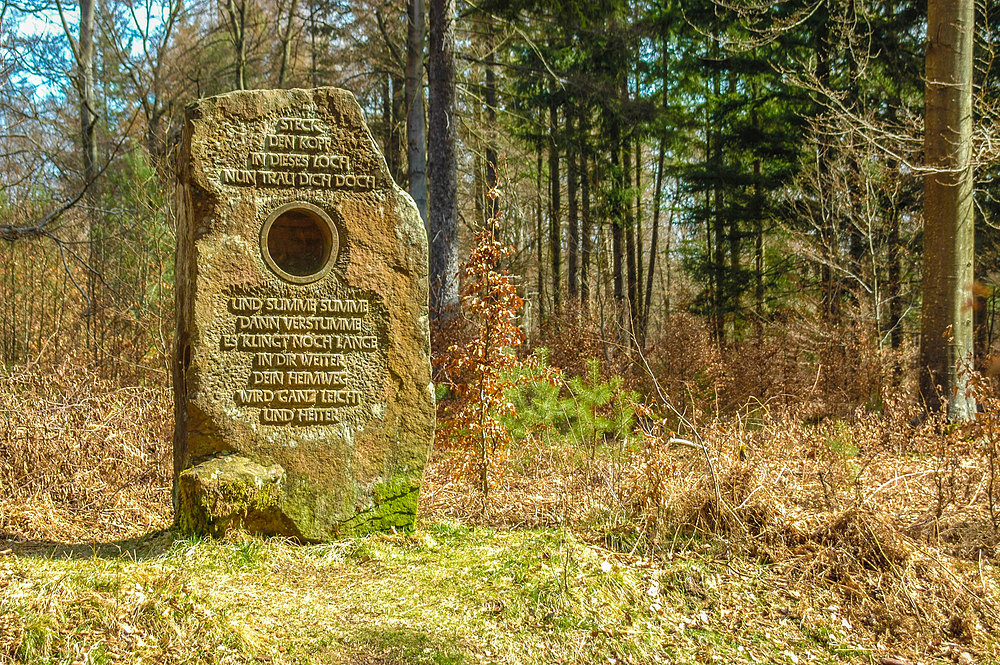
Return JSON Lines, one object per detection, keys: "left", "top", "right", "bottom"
{"left": 3, "top": 365, "right": 1000, "bottom": 664}
{"left": 2, "top": 521, "right": 965, "bottom": 665}
{"left": 4, "top": 456, "right": 1000, "bottom": 665}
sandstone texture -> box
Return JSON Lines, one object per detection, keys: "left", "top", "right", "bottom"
{"left": 173, "top": 88, "right": 433, "bottom": 540}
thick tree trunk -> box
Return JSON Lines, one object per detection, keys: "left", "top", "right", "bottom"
{"left": 405, "top": 0, "right": 428, "bottom": 225}
{"left": 428, "top": 0, "right": 459, "bottom": 313}
{"left": 920, "top": 0, "right": 976, "bottom": 420}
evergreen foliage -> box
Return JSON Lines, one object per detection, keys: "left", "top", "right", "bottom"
{"left": 503, "top": 356, "right": 638, "bottom": 451}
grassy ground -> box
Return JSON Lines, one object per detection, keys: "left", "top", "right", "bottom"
{"left": 4, "top": 365, "right": 1000, "bottom": 663}
{"left": 3, "top": 522, "right": 985, "bottom": 665}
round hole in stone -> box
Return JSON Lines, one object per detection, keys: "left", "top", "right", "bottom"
{"left": 260, "top": 202, "right": 338, "bottom": 284}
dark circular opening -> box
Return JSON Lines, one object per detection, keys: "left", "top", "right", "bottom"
{"left": 265, "top": 209, "right": 331, "bottom": 278}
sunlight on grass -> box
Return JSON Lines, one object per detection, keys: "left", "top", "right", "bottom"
{"left": 0, "top": 525, "right": 895, "bottom": 664}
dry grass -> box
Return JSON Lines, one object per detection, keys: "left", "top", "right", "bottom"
{"left": 0, "top": 357, "right": 172, "bottom": 543}
{"left": 423, "top": 402, "right": 1000, "bottom": 662}
{"left": 3, "top": 356, "right": 1000, "bottom": 662}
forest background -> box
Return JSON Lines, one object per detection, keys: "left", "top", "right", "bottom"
{"left": 3, "top": 0, "right": 1000, "bottom": 661}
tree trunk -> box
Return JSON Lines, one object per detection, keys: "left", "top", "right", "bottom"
{"left": 814, "top": 15, "right": 838, "bottom": 322}
{"left": 750, "top": 80, "right": 764, "bottom": 322}
{"left": 387, "top": 74, "right": 405, "bottom": 185}
{"left": 713, "top": 186, "right": 725, "bottom": 343}
{"left": 610, "top": 125, "right": 625, "bottom": 328}
{"left": 920, "top": 0, "right": 976, "bottom": 420}
{"left": 634, "top": 136, "right": 643, "bottom": 327}
{"left": 79, "top": 0, "right": 97, "bottom": 184}
{"left": 548, "top": 99, "right": 561, "bottom": 312}
{"left": 473, "top": 103, "right": 485, "bottom": 225}
{"left": 753, "top": 159, "right": 764, "bottom": 320}
{"left": 382, "top": 76, "right": 393, "bottom": 172}
{"left": 484, "top": 17, "right": 498, "bottom": 223}
{"left": 79, "top": 0, "right": 98, "bottom": 355}
{"left": 405, "top": 0, "right": 428, "bottom": 225}
{"left": 624, "top": 140, "right": 637, "bottom": 341}
{"left": 428, "top": 0, "right": 459, "bottom": 313}
{"left": 276, "top": 0, "right": 299, "bottom": 87}
{"left": 536, "top": 141, "right": 545, "bottom": 321}
{"left": 221, "top": 0, "right": 247, "bottom": 90}
{"left": 665, "top": 179, "right": 674, "bottom": 314}
{"left": 581, "top": 133, "right": 592, "bottom": 304}
{"left": 846, "top": 3, "right": 864, "bottom": 300}
{"left": 308, "top": 2, "right": 319, "bottom": 86}
{"left": 887, "top": 205, "right": 903, "bottom": 350}
{"left": 643, "top": 134, "right": 666, "bottom": 342}
{"left": 705, "top": 132, "right": 721, "bottom": 342}
{"left": 567, "top": 114, "right": 579, "bottom": 301}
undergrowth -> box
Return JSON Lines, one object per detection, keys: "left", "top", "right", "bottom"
{"left": 3, "top": 342, "right": 1000, "bottom": 660}
{"left": 2, "top": 201, "right": 1000, "bottom": 662}
{"left": 0, "top": 355, "right": 172, "bottom": 543}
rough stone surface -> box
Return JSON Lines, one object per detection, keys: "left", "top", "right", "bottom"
{"left": 173, "top": 88, "right": 433, "bottom": 540}
{"left": 176, "top": 454, "right": 289, "bottom": 537}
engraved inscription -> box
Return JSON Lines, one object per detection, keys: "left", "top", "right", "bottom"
{"left": 222, "top": 288, "right": 380, "bottom": 425}
{"left": 217, "top": 116, "right": 377, "bottom": 190}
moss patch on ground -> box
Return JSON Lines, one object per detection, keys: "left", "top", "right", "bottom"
{"left": 1, "top": 525, "right": 991, "bottom": 664}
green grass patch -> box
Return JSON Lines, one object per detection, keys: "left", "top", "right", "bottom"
{"left": 1, "top": 524, "right": 949, "bottom": 664}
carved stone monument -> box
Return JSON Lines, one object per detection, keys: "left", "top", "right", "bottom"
{"left": 173, "top": 88, "right": 433, "bottom": 540}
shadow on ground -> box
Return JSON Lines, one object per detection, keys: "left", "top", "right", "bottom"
{"left": 2, "top": 529, "right": 178, "bottom": 561}
{"left": 321, "top": 627, "right": 467, "bottom": 665}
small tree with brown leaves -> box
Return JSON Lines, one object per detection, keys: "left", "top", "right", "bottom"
{"left": 438, "top": 188, "right": 557, "bottom": 503}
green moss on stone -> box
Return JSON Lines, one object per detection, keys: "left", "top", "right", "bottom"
{"left": 176, "top": 454, "right": 297, "bottom": 538}
{"left": 176, "top": 456, "right": 426, "bottom": 540}
{"left": 337, "top": 475, "right": 421, "bottom": 536}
